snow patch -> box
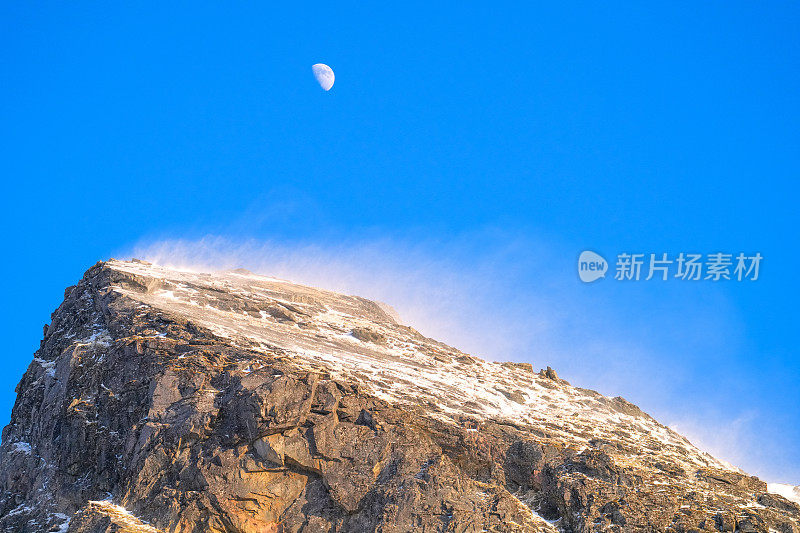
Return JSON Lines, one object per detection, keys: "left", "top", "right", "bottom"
{"left": 86, "top": 500, "right": 161, "bottom": 532}
{"left": 34, "top": 357, "right": 57, "bottom": 377}
{"left": 11, "top": 441, "right": 32, "bottom": 455}
{"left": 7, "top": 503, "right": 31, "bottom": 516}
{"left": 767, "top": 483, "right": 800, "bottom": 504}
{"left": 51, "top": 513, "right": 71, "bottom": 533}
{"left": 81, "top": 329, "right": 113, "bottom": 348}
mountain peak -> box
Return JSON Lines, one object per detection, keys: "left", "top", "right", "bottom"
{"left": 1, "top": 259, "right": 798, "bottom": 532}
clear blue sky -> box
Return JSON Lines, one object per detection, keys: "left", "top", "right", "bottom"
{"left": 2, "top": 3, "right": 798, "bottom": 481}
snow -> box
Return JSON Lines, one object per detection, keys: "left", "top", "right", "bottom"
{"left": 7, "top": 503, "right": 31, "bottom": 516}
{"left": 86, "top": 500, "right": 160, "bottom": 532}
{"left": 531, "top": 510, "right": 561, "bottom": 528}
{"left": 80, "top": 329, "right": 113, "bottom": 348}
{"left": 767, "top": 483, "right": 800, "bottom": 504}
{"left": 11, "top": 441, "right": 32, "bottom": 455}
{"left": 104, "top": 259, "right": 741, "bottom": 481}
{"left": 51, "top": 513, "right": 71, "bottom": 533}
{"left": 156, "top": 289, "right": 178, "bottom": 300}
{"left": 227, "top": 269, "right": 292, "bottom": 284}
{"left": 34, "top": 357, "right": 57, "bottom": 377}
{"left": 509, "top": 489, "right": 561, "bottom": 531}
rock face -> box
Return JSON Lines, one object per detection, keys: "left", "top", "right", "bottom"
{"left": 0, "top": 259, "right": 798, "bottom": 533}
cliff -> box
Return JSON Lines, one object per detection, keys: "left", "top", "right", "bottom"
{"left": 1, "top": 260, "right": 797, "bottom": 532}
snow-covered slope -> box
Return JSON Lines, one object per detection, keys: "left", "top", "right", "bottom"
{"left": 107, "top": 259, "right": 731, "bottom": 476}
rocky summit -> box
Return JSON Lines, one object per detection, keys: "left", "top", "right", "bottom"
{"left": 0, "top": 259, "right": 798, "bottom": 533}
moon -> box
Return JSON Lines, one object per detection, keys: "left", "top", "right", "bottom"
{"left": 312, "top": 63, "right": 335, "bottom": 91}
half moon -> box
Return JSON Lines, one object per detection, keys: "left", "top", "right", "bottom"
{"left": 312, "top": 63, "right": 335, "bottom": 91}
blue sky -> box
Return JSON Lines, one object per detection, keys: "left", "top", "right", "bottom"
{"left": 1, "top": 3, "right": 798, "bottom": 481}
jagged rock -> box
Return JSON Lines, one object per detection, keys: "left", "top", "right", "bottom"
{"left": 0, "top": 259, "right": 797, "bottom": 532}
{"left": 538, "top": 366, "right": 569, "bottom": 386}
{"left": 760, "top": 493, "right": 800, "bottom": 513}
{"left": 350, "top": 327, "right": 386, "bottom": 345}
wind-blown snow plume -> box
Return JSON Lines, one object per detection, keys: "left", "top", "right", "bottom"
{"left": 126, "top": 234, "right": 796, "bottom": 483}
